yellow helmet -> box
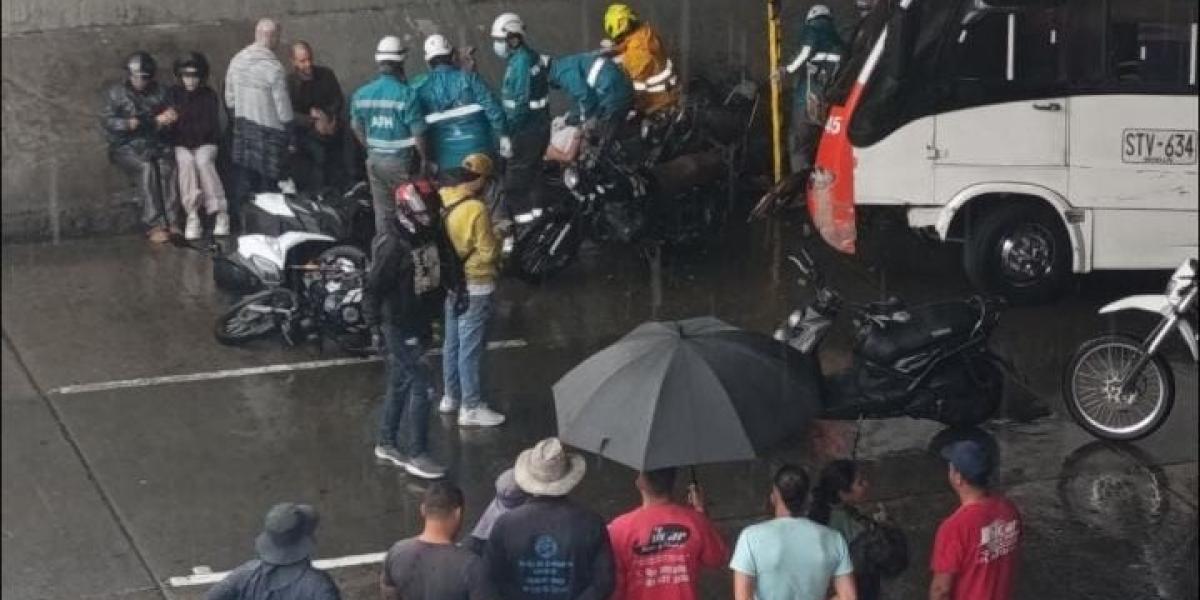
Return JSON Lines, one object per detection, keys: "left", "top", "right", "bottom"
{"left": 461, "top": 153, "right": 495, "bottom": 178}
{"left": 604, "top": 3, "right": 638, "bottom": 41}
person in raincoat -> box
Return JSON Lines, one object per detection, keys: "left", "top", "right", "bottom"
{"left": 491, "top": 12, "right": 552, "bottom": 225}
{"left": 415, "top": 34, "right": 510, "bottom": 174}
{"left": 548, "top": 51, "right": 633, "bottom": 127}
{"left": 603, "top": 3, "right": 679, "bottom": 116}
{"left": 776, "top": 4, "right": 845, "bottom": 173}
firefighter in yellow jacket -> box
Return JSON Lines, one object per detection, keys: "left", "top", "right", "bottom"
{"left": 603, "top": 3, "right": 679, "bottom": 116}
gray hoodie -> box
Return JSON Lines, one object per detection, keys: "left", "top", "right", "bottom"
{"left": 225, "top": 44, "right": 293, "bottom": 131}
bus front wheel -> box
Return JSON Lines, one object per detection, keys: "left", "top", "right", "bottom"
{"left": 963, "top": 204, "right": 1070, "bottom": 305}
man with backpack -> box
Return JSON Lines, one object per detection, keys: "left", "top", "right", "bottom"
{"left": 436, "top": 153, "right": 507, "bottom": 428}
{"left": 363, "top": 176, "right": 455, "bottom": 480}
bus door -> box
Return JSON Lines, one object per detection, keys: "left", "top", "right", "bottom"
{"left": 932, "top": 8, "right": 1068, "bottom": 180}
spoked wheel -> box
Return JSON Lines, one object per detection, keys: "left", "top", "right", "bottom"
{"left": 214, "top": 288, "right": 297, "bottom": 346}
{"left": 1063, "top": 334, "right": 1175, "bottom": 441}
{"left": 512, "top": 213, "right": 582, "bottom": 283}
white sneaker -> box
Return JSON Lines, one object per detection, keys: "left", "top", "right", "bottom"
{"left": 213, "top": 212, "right": 230, "bottom": 236}
{"left": 439, "top": 395, "right": 460, "bottom": 414}
{"left": 458, "top": 406, "right": 506, "bottom": 427}
{"left": 184, "top": 212, "right": 202, "bottom": 240}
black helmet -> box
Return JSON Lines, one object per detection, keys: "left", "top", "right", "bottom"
{"left": 173, "top": 52, "right": 210, "bottom": 80}
{"left": 126, "top": 51, "right": 157, "bottom": 78}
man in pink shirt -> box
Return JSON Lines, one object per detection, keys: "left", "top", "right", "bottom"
{"left": 930, "top": 439, "right": 1022, "bottom": 600}
{"left": 608, "top": 468, "right": 730, "bottom": 600}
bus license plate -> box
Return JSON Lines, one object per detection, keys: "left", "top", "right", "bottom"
{"left": 1122, "top": 129, "right": 1197, "bottom": 165}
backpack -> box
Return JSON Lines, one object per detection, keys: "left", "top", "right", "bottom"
{"left": 847, "top": 508, "right": 910, "bottom": 579}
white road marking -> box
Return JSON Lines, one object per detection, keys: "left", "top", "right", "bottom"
{"left": 168, "top": 551, "right": 387, "bottom": 587}
{"left": 49, "top": 339, "right": 528, "bottom": 396}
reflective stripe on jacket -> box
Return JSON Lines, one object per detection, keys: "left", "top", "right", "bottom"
{"left": 613, "top": 23, "right": 679, "bottom": 115}
{"left": 416, "top": 65, "right": 507, "bottom": 169}
{"left": 501, "top": 45, "right": 552, "bottom": 133}
{"left": 350, "top": 74, "right": 426, "bottom": 158}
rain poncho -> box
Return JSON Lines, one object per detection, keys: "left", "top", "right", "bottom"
{"left": 501, "top": 45, "right": 552, "bottom": 134}
{"left": 786, "top": 14, "right": 846, "bottom": 121}
{"left": 415, "top": 64, "right": 507, "bottom": 171}
{"left": 548, "top": 52, "right": 633, "bottom": 123}
{"left": 613, "top": 23, "right": 679, "bottom": 115}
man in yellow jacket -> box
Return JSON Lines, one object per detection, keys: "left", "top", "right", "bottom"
{"left": 604, "top": 3, "right": 679, "bottom": 116}
{"left": 437, "top": 153, "right": 506, "bottom": 428}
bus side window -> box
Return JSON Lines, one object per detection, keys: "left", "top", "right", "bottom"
{"left": 1107, "top": 0, "right": 1197, "bottom": 88}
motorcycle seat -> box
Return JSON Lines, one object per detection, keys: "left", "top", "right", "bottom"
{"left": 855, "top": 301, "right": 981, "bottom": 366}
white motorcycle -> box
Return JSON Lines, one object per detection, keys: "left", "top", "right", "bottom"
{"left": 1063, "top": 259, "right": 1198, "bottom": 440}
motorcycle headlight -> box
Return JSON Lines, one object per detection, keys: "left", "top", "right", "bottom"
{"left": 773, "top": 328, "right": 789, "bottom": 342}
{"left": 563, "top": 167, "right": 580, "bottom": 191}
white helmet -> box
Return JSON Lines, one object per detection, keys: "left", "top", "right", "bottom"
{"left": 491, "top": 13, "right": 525, "bottom": 39}
{"left": 423, "top": 34, "right": 453, "bottom": 61}
{"left": 806, "top": 4, "right": 831, "bottom": 20}
{"left": 375, "top": 35, "right": 407, "bottom": 63}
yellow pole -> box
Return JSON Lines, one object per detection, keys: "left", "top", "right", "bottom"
{"left": 767, "top": 0, "right": 784, "bottom": 183}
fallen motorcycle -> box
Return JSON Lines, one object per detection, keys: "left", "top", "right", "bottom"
{"left": 212, "top": 234, "right": 371, "bottom": 355}
{"left": 510, "top": 79, "right": 760, "bottom": 282}
{"left": 1063, "top": 258, "right": 1197, "bottom": 441}
{"left": 774, "top": 249, "right": 1007, "bottom": 427}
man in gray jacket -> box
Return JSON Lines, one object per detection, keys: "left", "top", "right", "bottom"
{"left": 226, "top": 18, "right": 294, "bottom": 228}
{"left": 100, "top": 51, "right": 181, "bottom": 244}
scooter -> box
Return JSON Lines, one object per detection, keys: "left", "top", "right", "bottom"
{"left": 774, "top": 249, "right": 1008, "bottom": 427}
{"left": 1063, "top": 258, "right": 1197, "bottom": 441}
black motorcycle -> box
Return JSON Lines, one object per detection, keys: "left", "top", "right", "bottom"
{"left": 775, "top": 249, "right": 1007, "bottom": 427}
{"left": 511, "top": 79, "right": 760, "bottom": 282}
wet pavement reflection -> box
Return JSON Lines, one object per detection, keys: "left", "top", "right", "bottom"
{"left": 2, "top": 216, "right": 1196, "bottom": 599}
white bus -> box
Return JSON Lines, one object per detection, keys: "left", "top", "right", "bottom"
{"left": 809, "top": 0, "right": 1198, "bottom": 303}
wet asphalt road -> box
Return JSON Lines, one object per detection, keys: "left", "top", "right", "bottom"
{"left": 2, "top": 215, "right": 1197, "bottom": 600}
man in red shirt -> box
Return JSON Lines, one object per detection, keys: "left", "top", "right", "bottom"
{"left": 930, "top": 439, "right": 1022, "bottom": 600}
{"left": 608, "top": 468, "right": 730, "bottom": 600}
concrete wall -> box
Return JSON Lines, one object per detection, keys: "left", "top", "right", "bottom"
{"left": 1, "top": 0, "right": 856, "bottom": 242}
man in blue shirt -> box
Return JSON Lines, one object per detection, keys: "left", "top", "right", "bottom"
{"left": 730, "top": 465, "right": 857, "bottom": 600}
{"left": 491, "top": 12, "right": 552, "bottom": 225}
{"left": 416, "top": 34, "right": 510, "bottom": 174}
{"left": 350, "top": 36, "right": 430, "bottom": 233}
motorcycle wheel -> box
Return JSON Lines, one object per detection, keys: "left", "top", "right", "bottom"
{"left": 928, "top": 354, "right": 1004, "bottom": 428}
{"left": 1064, "top": 334, "right": 1175, "bottom": 441}
{"left": 512, "top": 213, "right": 582, "bottom": 283}
{"left": 214, "top": 288, "right": 296, "bottom": 346}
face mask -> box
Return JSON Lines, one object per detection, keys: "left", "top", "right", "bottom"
{"left": 492, "top": 40, "right": 510, "bottom": 59}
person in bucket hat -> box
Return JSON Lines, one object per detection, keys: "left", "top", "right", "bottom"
{"left": 206, "top": 503, "right": 341, "bottom": 599}
{"left": 485, "top": 438, "right": 615, "bottom": 599}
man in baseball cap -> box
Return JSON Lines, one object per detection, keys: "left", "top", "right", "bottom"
{"left": 930, "top": 438, "right": 1023, "bottom": 600}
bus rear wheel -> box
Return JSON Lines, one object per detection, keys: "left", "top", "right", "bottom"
{"left": 964, "top": 204, "right": 1070, "bottom": 305}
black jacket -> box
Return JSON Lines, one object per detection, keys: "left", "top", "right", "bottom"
{"left": 287, "top": 65, "right": 345, "bottom": 129}
{"left": 362, "top": 220, "right": 444, "bottom": 336}
{"left": 484, "top": 497, "right": 616, "bottom": 600}
{"left": 166, "top": 85, "right": 222, "bottom": 149}
{"left": 100, "top": 80, "right": 173, "bottom": 157}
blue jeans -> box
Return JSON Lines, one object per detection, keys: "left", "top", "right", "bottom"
{"left": 442, "top": 292, "right": 493, "bottom": 410}
{"left": 378, "top": 324, "right": 432, "bottom": 455}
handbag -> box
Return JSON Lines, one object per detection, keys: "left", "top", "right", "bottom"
{"left": 848, "top": 508, "right": 910, "bottom": 580}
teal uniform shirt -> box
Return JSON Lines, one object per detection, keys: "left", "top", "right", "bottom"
{"left": 350, "top": 73, "right": 427, "bottom": 161}
{"left": 501, "top": 45, "right": 552, "bottom": 134}
{"left": 415, "top": 64, "right": 508, "bottom": 170}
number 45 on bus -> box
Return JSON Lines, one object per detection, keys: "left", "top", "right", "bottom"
{"left": 809, "top": 0, "right": 1198, "bottom": 304}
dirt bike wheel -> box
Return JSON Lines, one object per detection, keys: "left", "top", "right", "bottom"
{"left": 1063, "top": 334, "right": 1175, "bottom": 441}
{"left": 214, "top": 288, "right": 296, "bottom": 346}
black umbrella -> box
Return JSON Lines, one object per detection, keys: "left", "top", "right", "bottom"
{"left": 553, "top": 316, "right": 821, "bottom": 471}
